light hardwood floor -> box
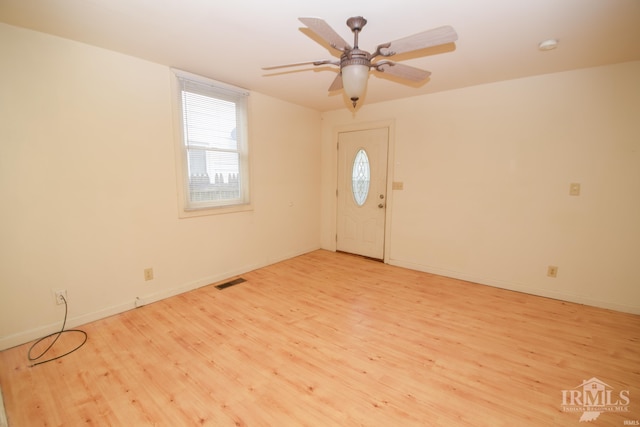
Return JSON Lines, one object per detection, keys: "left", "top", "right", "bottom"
{"left": 1, "top": 250, "right": 639, "bottom": 426}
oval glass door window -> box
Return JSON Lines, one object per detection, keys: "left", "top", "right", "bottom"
{"left": 351, "top": 149, "right": 370, "bottom": 206}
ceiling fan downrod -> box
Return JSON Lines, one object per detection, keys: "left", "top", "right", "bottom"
{"left": 346, "top": 16, "right": 367, "bottom": 48}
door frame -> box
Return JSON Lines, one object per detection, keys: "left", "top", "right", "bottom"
{"left": 331, "top": 119, "right": 395, "bottom": 264}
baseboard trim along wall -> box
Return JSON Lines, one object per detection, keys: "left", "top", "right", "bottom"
{"left": 388, "top": 258, "right": 640, "bottom": 316}
{"left": 0, "top": 246, "right": 320, "bottom": 351}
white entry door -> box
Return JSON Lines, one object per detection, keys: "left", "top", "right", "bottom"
{"left": 336, "top": 127, "right": 389, "bottom": 259}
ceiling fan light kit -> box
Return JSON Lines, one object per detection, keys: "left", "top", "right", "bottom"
{"left": 263, "top": 15, "right": 458, "bottom": 109}
{"left": 342, "top": 64, "right": 370, "bottom": 106}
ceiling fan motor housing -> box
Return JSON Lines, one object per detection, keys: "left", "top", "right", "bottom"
{"left": 341, "top": 48, "right": 370, "bottom": 68}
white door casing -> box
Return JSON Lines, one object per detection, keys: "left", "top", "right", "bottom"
{"left": 336, "top": 127, "right": 389, "bottom": 259}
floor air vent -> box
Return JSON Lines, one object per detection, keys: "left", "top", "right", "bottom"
{"left": 215, "top": 278, "right": 246, "bottom": 290}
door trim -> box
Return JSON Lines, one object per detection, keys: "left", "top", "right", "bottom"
{"left": 331, "top": 120, "right": 395, "bottom": 264}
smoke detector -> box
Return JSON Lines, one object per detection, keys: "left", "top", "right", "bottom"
{"left": 538, "top": 39, "right": 558, "bottom": 51}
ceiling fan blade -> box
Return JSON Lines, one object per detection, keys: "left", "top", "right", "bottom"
{"left": 299, "top": 17, "right": 351, "bottom": 51}
{"left": 378, "top": 25, "right": 458, "bottom": 56}
{"left": 374, "top": 62, "right": 431, "bottom": 82}
{"left": 262, "top": 59, "right": 335, "bottom": 70}
{"left": 328, "top": 74, "right": 343, "bottom": 92}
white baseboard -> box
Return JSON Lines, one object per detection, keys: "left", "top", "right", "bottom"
{"left": 0, "top": 246, "right": 321, "bottom": 352}
{"left": 387, "top": 258, "right": 640, "bottom": 316}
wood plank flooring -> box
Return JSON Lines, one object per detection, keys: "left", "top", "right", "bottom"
{"left": 1, "top": 250, "right": 639, "bottom": 426}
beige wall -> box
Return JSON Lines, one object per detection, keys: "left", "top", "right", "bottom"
{"left": 321, "top": 61, "right": 640, "bottom": 314}
{"left": 2, "top": 22, "right": 638, "bottom": 351}
{"left": 0, "top": 24, "right": 322, "bottom": 350}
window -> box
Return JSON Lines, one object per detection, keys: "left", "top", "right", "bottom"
{"left": 172, "top": 69, "right": 250, "bottom": 216}
{"left": 351, "top": 148, "right": 370, "bottom": 206}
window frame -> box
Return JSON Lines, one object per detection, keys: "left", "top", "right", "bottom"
{"left": 171, "top": 68, "right": 252, "bottom": 217}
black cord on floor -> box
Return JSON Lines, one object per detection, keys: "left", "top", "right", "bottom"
{"left": 27, "top": 295, "right": 88, "bottom": 367}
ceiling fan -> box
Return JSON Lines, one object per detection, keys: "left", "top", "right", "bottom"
{"left": 263, "top": 16, "right": 458, "bottom": 108}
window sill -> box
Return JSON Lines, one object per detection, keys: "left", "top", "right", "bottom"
{"left": 178, "top": 203, "right": 253, "bottom": 218}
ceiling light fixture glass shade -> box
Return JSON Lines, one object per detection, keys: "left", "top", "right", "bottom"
{"left": 341, "top": 64, "right": 369, "bottom": 108}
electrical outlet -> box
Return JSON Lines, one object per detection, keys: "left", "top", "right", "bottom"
{"left": 569, "top": 183, "right": 581, "bottom": 196}
{"left": 547, "top": 266, "right": 558, "bottom": 278}
{"left": 54, "top": 290, "right": 67, "bottom": 305}
{"left": 144, "top": 268, "right": 154, "bottom": 281}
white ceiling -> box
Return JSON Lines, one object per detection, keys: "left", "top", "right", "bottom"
{"left": 1, "top": 0, "right": 639, "bottom": 111}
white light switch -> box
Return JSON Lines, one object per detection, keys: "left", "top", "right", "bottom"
{"left": 392, "top": 181, "right": 404, "bottom": 190}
